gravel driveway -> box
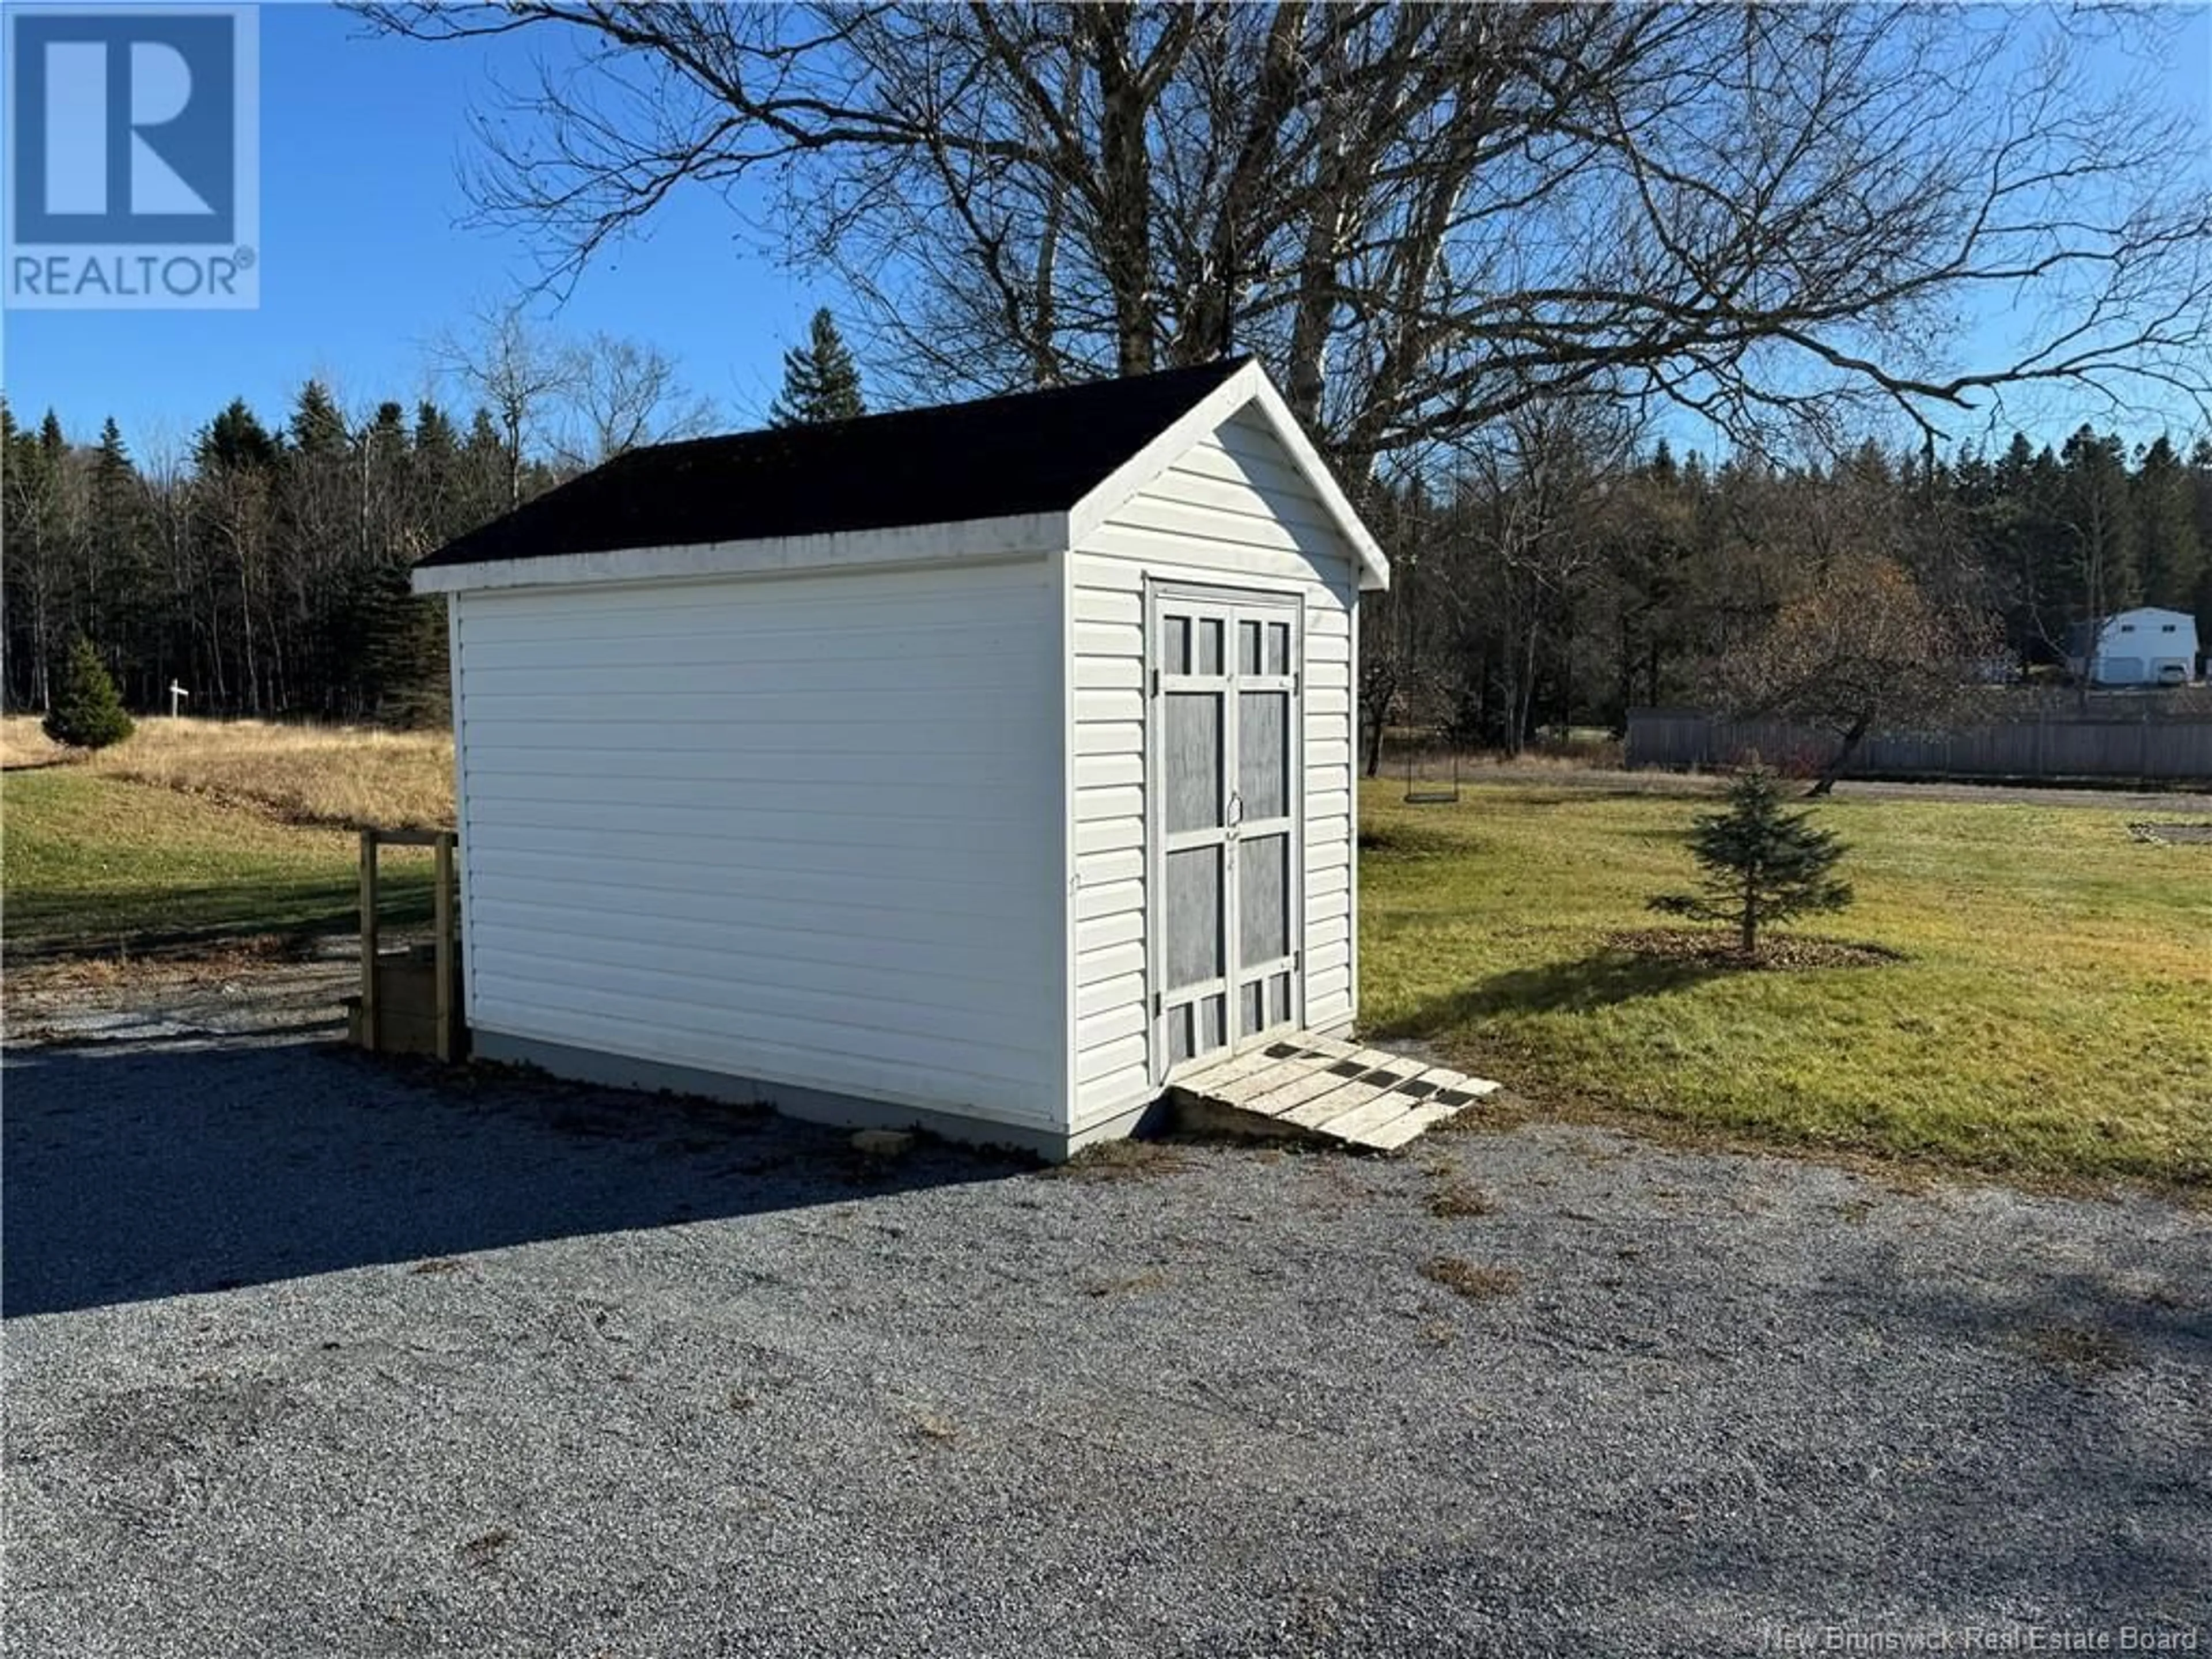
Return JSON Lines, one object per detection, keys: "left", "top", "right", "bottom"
{"left": 5, "top": 1022, "right": 2208, "bottom": 1657}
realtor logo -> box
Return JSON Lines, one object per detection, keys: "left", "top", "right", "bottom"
{"left": 6, "top": 6, "right": 259, "bottom": 309}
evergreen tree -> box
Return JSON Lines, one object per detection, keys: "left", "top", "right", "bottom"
{"left": 768, "top": 309, "right": 865, "bottom": 426}
{"left": 460, "top": 408, "right": 513, "bottom": 520}
{"left": 2, "top": 404, "right": 66, "bottom": 708}
{"left": 43, "top": 634, "right": 135, "bottom": 749}
{"left": 90, "top": 415, "right": 156, "bottom": 704}
{"left": 2133, "top": 436, "right": 2203, "bottom": 613}
{"left": 199, "top": 398, "right": 278, "bottom": 470}
{"left": 2193, "top": 439, "right": 2212, "bottom": 642}
{"left": 280, "top": 380, "right": 354, "bottom": 709}
{"left": 287, "top": 378, "right": 350, "bottom": 457}
{"left": 412, "top": 400, "right": 460, "bottom": 456}
{"left": 363, "top": 572, "right": 450, "bottom": 728}
{"left": 2059, "top": 426, "right": 2142, "bottom": 620}
{"left": 411, "top": 400, "right": 464, "bottom": 539}
{"left": 1650, "top": 766, "right": 1852, "bottom": 956}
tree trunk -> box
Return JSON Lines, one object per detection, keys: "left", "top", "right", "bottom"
{"left": 1513, "top": 611, "right": 1542, "bottom": 756}
{"left": 235, "top": 537, "right": 260, "bottom": 715}
{"left": 1283, "top": 24, "right": 1350, "bottom": 426}
{"left": 1359, "top": 664, "right": 1395, "bottom": 780}
{"left": 1185, "top": 1, "right": 1305, "bottom": 360}
{"left": 1086, "top": 9, "right": 1157, "bottom": 378}
{"left": 503, "top": 409, "right": 524, "bottom": 509}
{"left": 1808, "top": 710, "right": 1872, "bottom": 796}
{"left": 1615, "top": 615, "right": 1637, "bottom": 733}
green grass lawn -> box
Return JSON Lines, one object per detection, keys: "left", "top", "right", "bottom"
{"left": 1359, "top": 779, "right": 2212, "bottom": 1189}
{"left": 4, "top": 770, "right": 432, "bottom": 963}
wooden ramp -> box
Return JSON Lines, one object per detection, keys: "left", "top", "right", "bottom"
{"left": 1168, "top": 1035, "right": 1502, "bottom": 1152}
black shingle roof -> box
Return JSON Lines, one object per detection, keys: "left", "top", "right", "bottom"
{"left": 416, "top": 357, "right": 1251, "bottom": 570}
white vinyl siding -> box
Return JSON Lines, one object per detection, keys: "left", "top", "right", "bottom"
{"left": 451, "top": 560, "right": 1065, "bottom": 1129}
{"left": 1067, "top": 410, "right": 1361, "bottom": 1128}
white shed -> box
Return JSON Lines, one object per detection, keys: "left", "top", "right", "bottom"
{"left": 413, "top": 358, "right": 1389, "bottom": 1158}
{"left": 2066, "top": 607, "right": 2202, "bottom": 687}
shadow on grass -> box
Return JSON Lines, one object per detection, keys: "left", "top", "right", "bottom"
{"left": 2, "top": 1041, "right": 1023, "bottom": 1318}
{"left": 3, "top": 874, "right": 435, "bottom": 964}
{"left": 1358, "top": 821, "right": 1474, "bottom": 858}
{"left": 1372, "top": 944, "right": 1734, "bottom": 1038}
{"left": 1472, "top": 785, "right": 1720, "bottom": 809}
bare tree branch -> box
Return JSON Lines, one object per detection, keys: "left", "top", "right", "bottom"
{"left": 359, "top": 2, "right": 2212, "bottom": 472}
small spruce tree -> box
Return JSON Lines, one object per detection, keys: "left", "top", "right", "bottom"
{"left": 43, "top": 636, "right": 136, "bottom": 751}
{"left": 1650, "top": 765, "right": 1851, "bottom": 956}
{"left": 768, "top": 309, "right": 866, "bottom": 426}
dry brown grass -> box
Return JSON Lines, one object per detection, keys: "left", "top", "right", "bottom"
{"left": 0, "top": 717, "right": 64, "bottom": 770}
{"left": 1425, "top": 1178, "right": 1498, "bottom": 1218}
{"left": 2, "top": 714, "right": 453, "bottom": 830}
{"left": 1050, "top": 1138, "right": 1192, "bottom": 1181}
{"left": 2022, "top": 1324, "right": 2141, "bottom": 1373}
{"left": 1603, "top": 927, "right": 1906, "bottom": 971}
{"left": 1420, "top": 1256, "right": 1524, "bottom": 1301}
{"left": 455, "top": 1528, "right": 513, "bottom": 1568}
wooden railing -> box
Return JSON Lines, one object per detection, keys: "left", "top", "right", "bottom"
{"left": 357, "top": 828, "right": 460, "bottom": 1062}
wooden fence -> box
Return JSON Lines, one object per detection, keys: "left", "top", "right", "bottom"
{"left": 1626, "top": 706, "right": 2212, "bottom": 785}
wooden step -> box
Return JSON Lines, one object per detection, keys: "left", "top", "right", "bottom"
{"left": 1167, "top": 1034, "right": 1500, "bottom": 1152}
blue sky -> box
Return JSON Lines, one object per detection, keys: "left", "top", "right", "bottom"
{"left": 3, "top": 2, "right": 2208, "bottom": 456}
{"left": 3, "top": 4, "right": 822, "bottom": 449}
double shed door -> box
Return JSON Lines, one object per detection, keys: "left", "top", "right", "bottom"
{"left": 1151, "top": 586, "right": 1302, "bottom": 1073}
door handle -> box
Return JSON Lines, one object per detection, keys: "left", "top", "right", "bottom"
{"left": 1226, "top": 790, "right": 1243, "bottom": 831}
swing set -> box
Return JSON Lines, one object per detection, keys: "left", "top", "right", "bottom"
{"left": 1403, "top": 730, "right": 1463, "bottom": 805}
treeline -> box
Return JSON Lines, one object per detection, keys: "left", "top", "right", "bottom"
{"left": 1364, "top": 422, "right": 2212, "bottom": 759}
{"left": 7, "top": 349, "right": 2209, "bottom": 754}
{"left": 1, "top": 388, "right": 525, "bottom": 724}
{"left": 2, "top": 315, "right": 717, "bottom": 723}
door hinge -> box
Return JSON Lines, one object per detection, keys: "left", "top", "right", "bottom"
{"left": 1294, "top": 669, "right": 1301, "bottom": 695}
{"left": 1151, "top": 666, "right": 1161, "bottom": 697}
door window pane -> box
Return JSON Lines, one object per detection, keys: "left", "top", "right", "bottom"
{"left": 1164, "top": 615, "right": 1191, "bottom": 675}
{"left": 1164, "top": 694, "right": 1222, "bottom": 832}
{"left": 1266, "top": 622, "right": 1291, "bottom": 675}
{"left": 1196, "top": 618, "right": 1224, "bottom": 675}
{"left": 1238, "top": 691, "right": 1289, "bottom": 821}
{"left": 1196, "top": 994, "right": 1226, "bottom": 1054}
{"left": 1268, "top": 971, "right": 1291, "bottom": 1028}
{"left": 1168, "top": 994, "right": 1225, "bottom": 1062}
{"left": 1165, "top": 847, "right": 1224, "bottom": 990}
{"left": 1240, "top": 833, "right": 1290, "bottom": 965}
{"left": 1238, "top": 619, "right": 1263, "bottom": 675}
{"left": 1241, "top": 980, "right": 1266, "bottom": 1037}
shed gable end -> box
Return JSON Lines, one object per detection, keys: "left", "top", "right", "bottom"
{"left": 1066, "top": 408, "right": 1362, "bottom": 1126}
